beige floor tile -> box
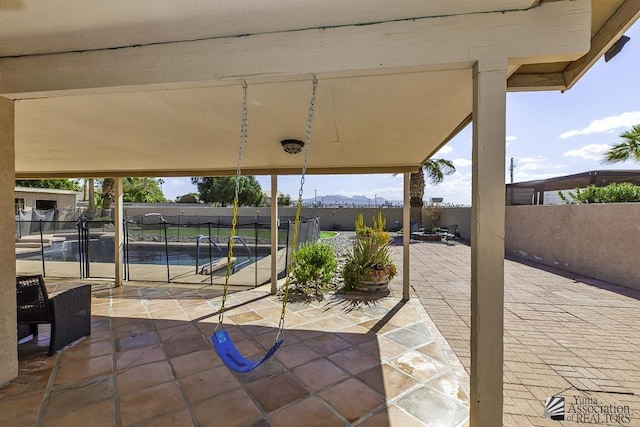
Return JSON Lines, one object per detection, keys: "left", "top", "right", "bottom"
{"left": 359, "top": 405, "right": 425, "bottom": 427}
{"left": 137, "top": 408, "right": 194, "bottom": 427}
{"left": 274, "top": 342, "right": 321, "bottom": 368}
{"left": 358, "top": 364, "right": 420, "bottom": 400}
{"left": 61, "top": 339, "right": 113, "bottom": 364}
{"left": 115, "top": 344, "right": 166, "bottom": 370}
{"left": 305, "top": 333, "right": 351, "bottom": 356}
{"left": 162, "top": 335, "right": 211, "bottom": 358}
{"left": 170, "top": 348, "right": 222, "bottom": 378}
{"left": 116, "top": 360, "right": 174, "bottom": 395}
{"left": 0, "top": 392, "right": 44, "bottom": 426}
{"left": 53, "top": 354, "right": 113, "bottom": 386}
{"left": 246, "top": 372, "right": 309, "bottom": 413}
{"left": 292, "top": 358, "right": 350, "bottom": 391}
{"left": 269, "top": 396, "right": 345, "bottom": 427}
{"left": 191, "top": 388, "right": 262, "bottom": 427}
{"left": 319, "top": 378, "right": 386, "bottom": 423}
{"left": 179, "top": 365, "right": 241, "bottom": 404}
{"left": 328, "top": 346, "right": 381, "bottom": 375}
{"left": 41, "top": 398, "right": 113, "bottom": 427}
{"left": 119, "top": 381, "right": 185, "bottom": 425}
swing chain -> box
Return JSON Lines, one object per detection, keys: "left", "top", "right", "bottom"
{"left": 217, "top": 81, "right": 249, "bottom": 330}
{"left": 277, "top": 76, "right": 318, "bottom": 339}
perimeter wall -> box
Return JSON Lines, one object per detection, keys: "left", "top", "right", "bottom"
{"left": 440, "top": 204, "right": 640, "bottom": 291}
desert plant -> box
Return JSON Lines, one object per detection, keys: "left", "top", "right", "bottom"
{"left": 342, "top": 237, "right": 397, "bottom": 291}
{"left": 291, "top": 242, "right": 338, "bottom": 294}
{"left": 356, "top": 209, "right": 390, "bottom": 244}
{"left": 372, "top": 209, "right": 386, "bottom": 231}
{"left": 355, "top": 211, "right": 365, "bottom": 232}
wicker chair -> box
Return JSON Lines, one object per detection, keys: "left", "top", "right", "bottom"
{"left": 16, "top": 275, "right": 91, "bottom": 356}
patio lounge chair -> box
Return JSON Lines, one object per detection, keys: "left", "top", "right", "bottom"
{"left": 438, "top": 224, "right": 458, "bottom": 242}
{"left": 16, "top": 275, "right": 91, "bottom": 356}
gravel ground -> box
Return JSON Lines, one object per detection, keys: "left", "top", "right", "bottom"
{"left": 319, "top": 231, "right": 356, "bottom": 289}
{"left": 321, "top": 231, "right": 356, "bottom": 257}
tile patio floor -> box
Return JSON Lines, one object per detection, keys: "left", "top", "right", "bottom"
{"left": 395, "top": 241, "right": 640, "bottom": 426}
{"left": 3, "top": 279, "right": 469, "bottom": 426}
{"left": 4, "top": 239, "right": 640, "bottom": 426}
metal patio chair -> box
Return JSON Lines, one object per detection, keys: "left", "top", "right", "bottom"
{"left": 438, "top": 224, "right": 458, "bottom": 243}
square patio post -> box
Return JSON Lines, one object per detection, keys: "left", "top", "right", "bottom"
{"left": 403, "top": 172, "right": 410, "bottom": 300}
{"left": 270, "top": 175, "right": 278, "bottom": 294}
{"left": 470, "top": 59, "right": 507, "bottom": 426}
{"left": 0, "top": 97, "right": 18, "bottom": 384}
{"left": 114, "top": 177, "right": 124, "bottom": 286}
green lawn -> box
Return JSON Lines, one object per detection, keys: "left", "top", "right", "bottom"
{"left": 320, "top": 231, "right": 338, "bottom": 239}
{"left": 127, "top": 225, "right": 288, "bottom": 241}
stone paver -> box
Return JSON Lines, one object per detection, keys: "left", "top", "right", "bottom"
{"left": 390, "top": 241, "right": 640, "bottom": 426}
{"left": 6, "top": 278, "right": 469, "bottom": 426}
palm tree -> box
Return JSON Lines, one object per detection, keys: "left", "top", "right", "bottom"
{"left": 101, "top": 178, "right": 115, "bottom": 210}
{"left": 410, "top": 159, "right": 456, "bottom": 207}
{"left": 602, "top": 124, "right": 640, "bottom": 164}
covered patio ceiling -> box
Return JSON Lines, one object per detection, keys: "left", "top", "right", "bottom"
{"left": 14, "top": 71, "right": 471, "bottom": 177}
{"left": 1, "top": 0, "right": 638, "bottom": 179}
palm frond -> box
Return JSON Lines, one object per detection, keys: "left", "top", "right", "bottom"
{"left": 602, "top": 124, "right": 640, "bottom": 164}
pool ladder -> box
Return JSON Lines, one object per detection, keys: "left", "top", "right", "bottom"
{"left": 195, "top": 235, "right": 252, "bottom": 275}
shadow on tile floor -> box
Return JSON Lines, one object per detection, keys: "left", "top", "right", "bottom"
{"left": 3, "top": 288, "right": 470, "bottom": 427}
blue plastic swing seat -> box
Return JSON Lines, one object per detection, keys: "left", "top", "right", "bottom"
{"left": 212, "top": 329, "right": 284, "bottom": 373}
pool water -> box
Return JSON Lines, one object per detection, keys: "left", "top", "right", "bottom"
{"left": 17, "top": 239, "right": 261, "bottom": 267}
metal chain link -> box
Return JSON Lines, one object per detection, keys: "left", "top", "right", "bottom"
{"left": 217, "top": 81, "right": 248, "bottom": 329}
{"left": 277, "top": 76, "right": 318, "bottom": 340}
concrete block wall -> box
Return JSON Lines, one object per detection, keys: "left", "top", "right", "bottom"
{"left": 124, "top": 205, "right": 404, "bottom": 231}
{"left": 505, "top": 204, "right": 640, "bottom": 291}
{"left": 440, "top": 204, "right": 640, "bottom": 291}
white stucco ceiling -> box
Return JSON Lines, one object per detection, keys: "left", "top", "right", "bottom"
{"left": 15, "top": 70, "right": 472, "bottom": 177}
{"left": 0, "top": 0, "right": 538, "bottom": 56}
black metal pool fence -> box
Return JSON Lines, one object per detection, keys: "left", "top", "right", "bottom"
{"left": 15, "top": 208, "right": 320, "bottom": 285}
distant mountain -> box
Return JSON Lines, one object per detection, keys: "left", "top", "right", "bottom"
{"left": 302, "top": 194, "right": 402, "bottom": 206}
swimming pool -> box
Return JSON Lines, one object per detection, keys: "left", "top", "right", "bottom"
{"left": 16, "top": 239, "right": 269, "bottom": 267}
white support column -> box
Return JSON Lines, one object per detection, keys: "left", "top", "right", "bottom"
{"left": 270, "top": 175, "right": 278, "bottom": 295}
{"left": 113, "top": 177, "right": 124, "bottom": 287}
{"left": 0, "top": 97, "right": 18, "bottom": 385}
{"left": 403, "top": 172, "right": 411, "bottom": 300}
{"left": 470, "top": 59, "right": 507, "bottom": 427}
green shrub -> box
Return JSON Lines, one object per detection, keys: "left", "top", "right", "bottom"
{"left": 558, "top": 182, "right": 640, "bottom": 204}
{"left": 291, "top": 242, "right": 338, "bottom": 294}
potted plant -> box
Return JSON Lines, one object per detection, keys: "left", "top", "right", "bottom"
{"left": 342, "top": 236, "right": 397, "bottom": 293}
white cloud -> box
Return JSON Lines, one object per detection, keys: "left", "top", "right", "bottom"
{"left": 510, "top": 157, "right": 566, "bottom": 182}
{"left": 559, "top": 111, "right": 640, "bottom": 139}
{"left": 506, "top": 136, "right": 517, "bottom": 142}
{"left": 424, "top": 172, "right": 472, "bottom": 206}
{"left": 337, "top": 184, "right": 403, "bottom": 201}
{"left": 563, "top": 144, "right": 610, "bottom": 161}
{"left": 453, "top": 158, "right": 472, "bottom": 167}
{"left": 433, "top": 145, "right": 454, "bottom": 156}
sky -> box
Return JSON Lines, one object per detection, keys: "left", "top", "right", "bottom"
{"left": 161, "top": 22, "right": 640, "bottom": 206}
